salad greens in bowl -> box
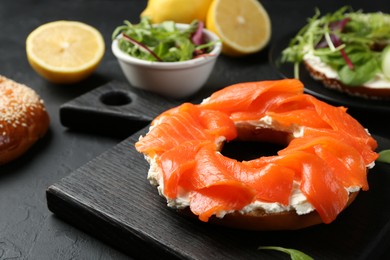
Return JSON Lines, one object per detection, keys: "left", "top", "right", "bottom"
{"left": 111, "top": 18, "right": 221, "bottom": 99}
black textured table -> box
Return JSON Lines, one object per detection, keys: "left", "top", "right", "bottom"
{"left": 1, "top": 0, "right": 390, "bottom": 259}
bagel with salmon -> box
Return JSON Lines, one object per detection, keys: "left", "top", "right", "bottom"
{"left": 0, "top": 75, "right": 50, "bottom": 165}
{"left": 135, "top": 79, "right": 378, "bottom": 230}
{"left": 281, "top": 7, "right": 390, "bottom": 99}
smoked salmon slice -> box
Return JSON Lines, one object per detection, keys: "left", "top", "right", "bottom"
{"left": 303, "top": 127, "right": 379, "bottom": 166}
{"left": 199, "top": 109, "right": 237, "bottom": 140}
{"left": 294, "top": 151, "right": 349, "bottom": 224}
{"left": 279, "top": 136, "right": 368, "bottom": 191}
{"left": 244, "top": 151, "right": 349, "bottom": 223}
{"left": 215, "top": 154, "right": 294, "bottom": 205}
{"left": 200, "top": 79, "right": 304, "bottom": 120}
{"left": 189, "top": 186, "right": 254, "bottom": 222}
{"left": 188, "top": 147, "right": 256, "bottom": 222}
{"left": 266, "top": 109, "right": 330, "bottom": 129}
{"left": 159, "top": 140, "right": 213, "bottom": 198}
{"left": 186, "top": 146, "right": 295, "bottom": 222}
{"left": 135, "top": 103, "right": 237, "bottom": 156}
{"left": 306, "top": 95, "right": 377, "bottom": 150}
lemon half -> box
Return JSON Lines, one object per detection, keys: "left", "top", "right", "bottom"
{"left": 141, "top": 0, "right": 212, "bottom": 24}
{"left": 26, "top": 20, "right": 105, "bottom": 84}
{"left": 206, "top": 0, "right": 271, "bottom": 56}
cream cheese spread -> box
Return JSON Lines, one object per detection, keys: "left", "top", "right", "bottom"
{"left": 303, "top": 50, "right": 390, "bottom": 89}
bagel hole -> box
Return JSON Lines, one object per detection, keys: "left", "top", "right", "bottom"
{"left": 100, "top": 91, "right": 132, "bottom": 106}
{"left": 221, "top": 141, "right": 286, "bottom": 162}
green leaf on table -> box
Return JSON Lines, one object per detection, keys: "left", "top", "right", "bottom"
{"left": 377, "top": 149, "right": 390, "bottom": 164}
{"left": 258, "top": 246, "right": 314, "bottom": 260}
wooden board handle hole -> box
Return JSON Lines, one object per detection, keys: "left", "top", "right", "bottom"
{"left": 100, "top": 91, "right": 132, "bottom": 106}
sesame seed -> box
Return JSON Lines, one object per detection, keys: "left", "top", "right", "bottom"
{"left": 0, "top": 75, "right": 45, "bottom": 128}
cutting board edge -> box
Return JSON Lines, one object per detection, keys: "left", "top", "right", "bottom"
{"left": 45, "top": 184, "right": 188, "bottom": 260}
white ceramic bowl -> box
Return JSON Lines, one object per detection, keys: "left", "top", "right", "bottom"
{"left": 112, "top": 24, "right": 221, "bottom": 99}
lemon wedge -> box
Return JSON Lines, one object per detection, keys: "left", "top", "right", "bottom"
{"left": 206, "top": 0, "right": 271, "bottom": 56}
{"left": 26, "top": 20, "right": 105, "bottom": 84}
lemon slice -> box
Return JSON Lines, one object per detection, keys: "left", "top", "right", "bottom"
{"left": 206, "top": 0, "right": 271, "bottom": 56}
{"left": 26, "top": 20, "right": 105, "bottom": 84}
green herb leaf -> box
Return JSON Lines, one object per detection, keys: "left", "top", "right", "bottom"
{"left": 382, "top": 45, "right": 390, "bottom": 79}
{"left": 259, "top": 246, "right": 314, "bottom": 260}
{"left": 112, "top": 17, "right": 216, "bottom": 62}
{"left": 377, "top": 149, "right": 390, "bottom": 164}
{"left": 338, "top": 57, "right": 380, "bottom": 86}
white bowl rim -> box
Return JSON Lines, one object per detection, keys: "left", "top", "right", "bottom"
{"left": 111, "top": 23, "right": 222, "bottom": 69}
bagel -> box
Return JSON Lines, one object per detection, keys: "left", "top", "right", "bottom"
{"left": 280, "top": 8, "right": 390, "bottom": 100}
{"left": 135, "top": 79, "right": 378, "bottom": 230}
{"left": 0, "top": 75, "right": 50, "bottom": 165}
{"left": 303, "top": 56, "right": 390, "bottom": 99}
{"left": 180, "top": 192, "right": 359, "bottom": 230}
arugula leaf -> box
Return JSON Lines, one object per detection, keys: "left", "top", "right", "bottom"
{"left": 259, "top": 246, "right": 314, "bottom": 260}
{"left": 112, "top": 17, "right": 216, "bottom": 62}
{"left": 338, "top": 57, "right": 379, "bottom": 86}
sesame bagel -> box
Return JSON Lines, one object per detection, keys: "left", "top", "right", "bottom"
{"left": 0, "top": 76, "right": 50, "bottom": 165}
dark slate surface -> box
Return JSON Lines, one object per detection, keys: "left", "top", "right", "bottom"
{"left": 1, "top": 0, "right": 389, "bottom": 259}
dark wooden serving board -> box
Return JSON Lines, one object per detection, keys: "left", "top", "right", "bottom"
{"left": 47, "top": 82, "right": 390, "bottom": 259}
{"left": 59, "top": 81, "right": 180, "bottom": 138}
{"left": 46, "top": 129, "right": 390, "bottom": 259}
